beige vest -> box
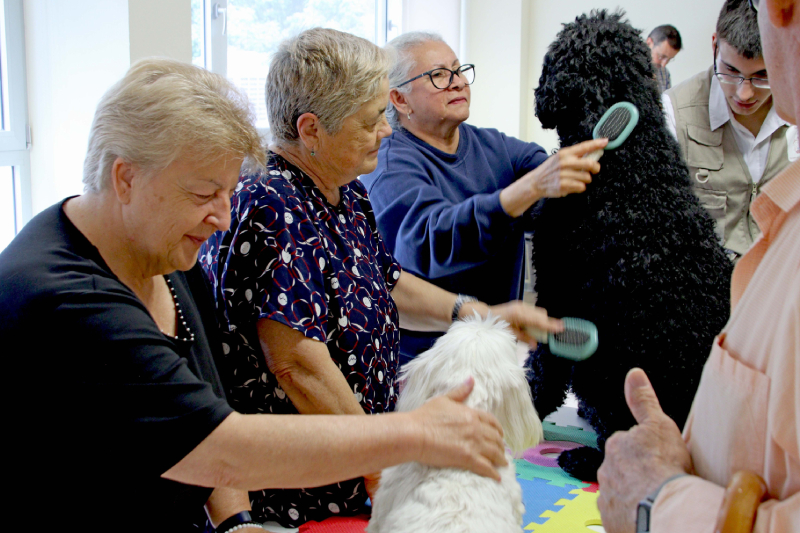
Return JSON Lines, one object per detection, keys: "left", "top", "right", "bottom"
{"left": 666, "top": 68, "right": 790, "bottom": 256}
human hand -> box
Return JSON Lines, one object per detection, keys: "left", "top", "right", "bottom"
{"left": 364, "top": 472, "right": 381, "bottom": 503}
{"left": 597, "top": 368, "right": 694, "bottom": 533}
{"left": 486, "top": 301, "right": 563, "bottom": 347}
{"left": 529, "top": 138, "right": 608, "bottom": 198}
{"left": 500, "top": 138, "right": 607, "bottom": 217}
{"left": 412, "top": 377, "right": 507, "bottom": 481}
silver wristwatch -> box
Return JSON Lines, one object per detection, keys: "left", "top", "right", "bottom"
{"left": 636, "top": 473, "right": 689, "bottom": 532}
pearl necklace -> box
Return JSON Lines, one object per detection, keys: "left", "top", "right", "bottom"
{"left": 163, "top": 276, "right": 196, "bottom": 343}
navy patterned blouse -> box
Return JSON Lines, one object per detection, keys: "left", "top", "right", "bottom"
{"left": 199, "top": 152, "right": 402, "bottom": 525}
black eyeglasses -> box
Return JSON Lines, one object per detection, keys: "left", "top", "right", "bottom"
{"left": 654, "top": 51, "right": 677, "bottom": 65}
{"left": 748, "top": 0, "right": 759, "bottom": 11}
{"left": 396, "top": 64, "right": 475, "bottom": 90}
{"left": 713, "top": 44, "right": 770, "bottom": 89}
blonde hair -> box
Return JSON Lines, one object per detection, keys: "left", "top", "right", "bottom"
{"left": 83, "top": 58, "right": 264, "bottom": 192}
{"left": 267, "top": 28, "right": 391, "bottom": 146}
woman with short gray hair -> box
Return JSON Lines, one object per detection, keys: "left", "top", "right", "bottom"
{"left": 202, "top": 27, "right": 564, "bottom": 528}
{"left": 361, "top": 32, "right": 607, "bottom": 365}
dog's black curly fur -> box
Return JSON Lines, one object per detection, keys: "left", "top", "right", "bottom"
{"left": 529, "top": 10, "right": 733, "bottom": 482}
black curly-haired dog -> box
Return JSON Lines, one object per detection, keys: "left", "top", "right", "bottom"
{"left": 528, "top": 10, "right": 733, "bottom": 482}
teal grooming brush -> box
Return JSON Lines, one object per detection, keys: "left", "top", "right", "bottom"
{"left": 527, "top": 317, "right": 599, "bottom": 361}
{"left": 584, "top": 101, "right": 640, "bottom": 161}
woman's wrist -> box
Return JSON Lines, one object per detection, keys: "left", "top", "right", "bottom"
{"left": 451, "top": 294, "right": 478, "bottom": 321}
{"left": 457, "top": 300, "right": 490, "bottom": 321}
{"left": 500, "top": 179, "right": 541, "bottom": 218}
{"left": 385, "top": 411, "right": 426, "bottom": 465}
{"left": 215, "top": 511, "right": 263, "bottom": 533}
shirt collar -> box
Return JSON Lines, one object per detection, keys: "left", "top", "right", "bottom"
{"left": 752, "top": 159, "right": 800, "bottom": 239}
{"left": 709, "top": 74, "right": 730, "bottom": 131}
{"left": 708, "top": 74, "right": 789, "bottom": 140}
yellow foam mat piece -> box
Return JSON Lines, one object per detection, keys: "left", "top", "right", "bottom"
{"left": 524, "top": 488, "right": 603, "bottom": 532}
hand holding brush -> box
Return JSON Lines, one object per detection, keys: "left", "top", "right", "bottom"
{"left": 499, "top": 137, "right": 607, "bottom": 217}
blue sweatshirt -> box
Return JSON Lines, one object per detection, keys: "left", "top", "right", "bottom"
{"left": 360, "top": 123, "right": 548, "bottom": 362}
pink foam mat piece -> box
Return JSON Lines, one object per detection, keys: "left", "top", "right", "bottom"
{"left": 522, "top": 440, "right": 584, "bottom": 467}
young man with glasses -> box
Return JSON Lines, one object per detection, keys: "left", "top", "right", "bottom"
{"left": 646, "top": 25, "right": 682, "bottom": 93}
{"left": 663, "top": 0, "right": 794, "bottom": 261}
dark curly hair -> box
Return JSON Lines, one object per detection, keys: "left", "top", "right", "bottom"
{"left": 535, "top": 10, "right": 661, "bottom": 152}
{"left": 717, "top": 0, "right": 762, "bottom": 59}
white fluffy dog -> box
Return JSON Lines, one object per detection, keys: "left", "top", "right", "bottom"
{"left": 368, "top": 315, "right": 543, "bottom": 533}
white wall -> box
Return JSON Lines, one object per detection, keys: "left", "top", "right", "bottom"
{"left": 404, "top": 0, "right": 461, "bottom": 54}
{"left": 129, "top": 0, "right": 192, "bottom": 63}
{"left": 23, "top": 0, "right": 191, "bottom": 216}
{"left": 24, "top": 0, "right": 130, "bottom": 214}
{"left": 461, "top": 0, "right": 529, "bottom": 138}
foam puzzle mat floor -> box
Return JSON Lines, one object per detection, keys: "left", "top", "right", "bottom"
{"left": 264, "top": 403, "right": 605, "bottom": 533}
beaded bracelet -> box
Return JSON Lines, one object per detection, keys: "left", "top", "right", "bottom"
{"left": 221, "top": 523, "right": 263, "bottom": 533}
{"left": 451, "top": 294, "right": 478, "bottom": 322}
{"left": 216, "top": 511, "right": 263, "bottom": 533}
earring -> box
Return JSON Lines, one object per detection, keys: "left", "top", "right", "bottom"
{"left": 407, "top": 112, "right": 412, "bottom": 120}
{"left": 310, "top": 149, "right": 316, "bottom": 157}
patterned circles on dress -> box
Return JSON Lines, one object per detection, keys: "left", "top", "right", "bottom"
{"left": 199, "top": 152, "right": 402, "bottom": 527}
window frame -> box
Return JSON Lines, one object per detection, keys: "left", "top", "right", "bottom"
{"left": 0, "top": 0, "right": 29, "bottom": 152}
{"left": 200, "top": 0, "right": 396, "bottom": 71}
{"left": 201, "top": 0, "right": 227, "bottom": 74}
{"left": 196, "top": 0, "right": 398, "bottom": 135}
{"left": 0, "top": 0, "right": 32, "bottom": 240}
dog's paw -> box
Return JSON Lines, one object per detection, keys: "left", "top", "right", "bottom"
{"left": 557, "top": 446, "right": 604, "bottom": 482}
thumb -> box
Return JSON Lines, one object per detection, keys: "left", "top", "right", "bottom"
{"left": 447, "top": 376, "right": 475, "bottom": 403}
{"left": 624, "top": 368, "right": 664, "bottom": 424}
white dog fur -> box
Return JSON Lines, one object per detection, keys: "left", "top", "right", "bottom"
{"left": 368, "top": 314, "right": 543, "bottom": 533}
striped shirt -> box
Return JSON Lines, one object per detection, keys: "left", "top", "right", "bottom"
{"left": 655, "top": 65, "right": 671, "bottom": 93}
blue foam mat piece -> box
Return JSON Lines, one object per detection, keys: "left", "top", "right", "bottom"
{"left": 518, "top": 477, "right": 579, "bottom": 526}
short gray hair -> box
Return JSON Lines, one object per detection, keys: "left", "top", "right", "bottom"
{"left": 83, "top": 58, "right": 264, "bottom": 193}
{"left": 385, "top": 31, "right": 446, "bottom": 129}
{"left": 267, "top": 28, "right": 391, "bottom": 146}
{"left": 648, "top": 25, "right": 682, "bottom": 51}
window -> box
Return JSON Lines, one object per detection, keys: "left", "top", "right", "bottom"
{"left": 0, "top": 0, "right": 31, "bottom": 252}
{"left": 192, "top": 0, "right": 402, "bottom": 129}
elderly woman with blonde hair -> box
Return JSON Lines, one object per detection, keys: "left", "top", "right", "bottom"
{"left": 201, "top": 27, "right": 563, "bottom": 527}
{"left": 0, "top": 58, "right": 512, "bottom": 533}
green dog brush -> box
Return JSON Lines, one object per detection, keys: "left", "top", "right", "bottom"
{"left": 527, "top": 317, "right": 599, "bottom": 361}
{"left": 584, "top": 101, "right": 639, "bottom": 161}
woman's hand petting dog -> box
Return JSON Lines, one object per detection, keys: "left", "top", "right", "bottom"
{"left": 364, "top": 472, "right": 381, "bottom": 503}
{"left": 410, "top": 377, "right": 507, "bottom": 482}
{"left": 597, "top": 368, "right": 695, "bottom": 533}
{"left": 500, "top": 138, "right": 608, "bottom": 217}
